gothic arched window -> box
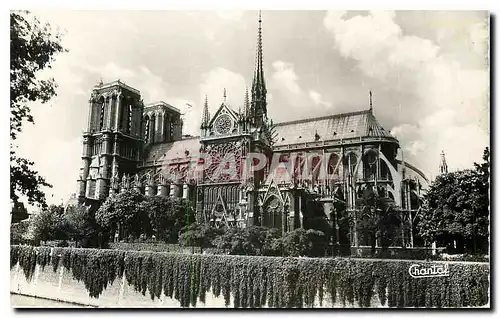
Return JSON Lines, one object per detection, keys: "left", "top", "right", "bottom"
{"left": 156, "top": 112, "right": 163, "bottom": 142}
{"left": 149, "top": 114, "right": 156, "bottom": 144}
{"left": 363, "top": 150, "right": 378, "bottom": 181}
{"left": 293, "top": 152, "right": 305, "bottom": 180}
{"left": 327, "top": 153, "right": 340, "bottom": 179}
{"left": 343, "top": 152, "right": 358, "bottom": 178}
{"left": 380, "top": 159, "right": 392, "bottom": 181}
{"left": 311, "top": 154, "right": 322, "bottom": 185}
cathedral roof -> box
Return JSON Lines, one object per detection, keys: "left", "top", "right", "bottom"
{"left": 273, "top": 109, "right": 396, "bottom": 147}
{"left": 142, "top": 110, "right": 396, "bottom": 165}
{"left": 144, "top": 136, "right": 201, "bottom": 165}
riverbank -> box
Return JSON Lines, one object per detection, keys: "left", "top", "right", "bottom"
{"left": 11, "top": 294, "right": 89, "bottom": 308}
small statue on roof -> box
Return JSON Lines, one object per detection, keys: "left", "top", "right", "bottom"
{"left": 134, "top": 173, "right": 141, "bottom": 186}
{"left": 146, "top": 172, "right": 154, "bottom": 185}
{"left": 122, "top": 174, "right": 129, "bottom": 188}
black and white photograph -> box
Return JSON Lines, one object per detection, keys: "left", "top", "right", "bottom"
{"left": 8, "top": 8, "right": 491, "bottom": 309}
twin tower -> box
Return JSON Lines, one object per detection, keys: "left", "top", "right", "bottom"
{"left": 76, "top": 79, "right": 184, "bottom": 203}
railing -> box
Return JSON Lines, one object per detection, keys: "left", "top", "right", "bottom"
{"left": 274, "top": 136, "right": 399, "bottom": 151}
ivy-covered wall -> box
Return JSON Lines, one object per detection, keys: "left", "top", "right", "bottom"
{"left": 10, "top": 245, "right": 489, "bottom": 308}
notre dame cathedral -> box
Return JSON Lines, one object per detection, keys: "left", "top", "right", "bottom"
{"left": 76, "top": 13, "right": 429, "bottom": 251}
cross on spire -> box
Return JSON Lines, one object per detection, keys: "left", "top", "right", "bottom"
{"left": 223, "top": 88, "right": 227, "bottom": 103}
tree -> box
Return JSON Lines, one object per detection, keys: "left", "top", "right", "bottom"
{"left": 23, "top": 204, "right": 67, "bottom": 244}
{"left": 64, "top": 205, "right": 99, "bottom": 247}
{"left": 171, "top": 198, "right": 196, "bottom": 240}
{"left": 10, "top": 153, "right": 53, "bottom": 208}
{"left": 355, "top": 187, "right": 401, "bottom": 255}
{"left": 474, "top": 147, "right": 490, "bottom": 181}
{"left": 140, "top": 196, "right": 172, "bottom": 242}
{"left": 417, "top": 149, "right": 489, "bottom": 254}
{"left": 11, "top": 220, "right": 30, "bottom": 244}
{"left": 95, "top": 190, "right": 150, "bottom": 240}
{"left": 10, "top": 11, "right": 66, "bottom": 208}
{"left": 140, "top": 196, "right": 195, "bottom": 243}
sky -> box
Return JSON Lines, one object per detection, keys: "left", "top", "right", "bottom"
{"left": 14, "top": 10, "right": 489, "bottom": 208}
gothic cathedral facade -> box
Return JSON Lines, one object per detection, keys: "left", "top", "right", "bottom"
{"left": 76, "top": 13, "right": 429, "bottom": 250}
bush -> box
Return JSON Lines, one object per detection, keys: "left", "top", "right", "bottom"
{"left": 10, "top": 221, "right": 30, "bottom": 245}
{"left": 278, "top": 228, "right": 329, "bottom": 257}
{"left": 178, "top": 223, "right": 224, "bottom": 252}
{"left": 211, "top": 226, "right": 284, "bottom": 256}
{"left": 179, "top": 225, "right": 329, "bottom": 257}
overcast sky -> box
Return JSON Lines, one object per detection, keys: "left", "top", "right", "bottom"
{"left": 15, "top": 10, "right": 489, "bottom": 206}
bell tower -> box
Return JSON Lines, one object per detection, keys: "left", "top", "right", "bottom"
{"left": 77, "top": 80, "right": 144, "bottom": 203}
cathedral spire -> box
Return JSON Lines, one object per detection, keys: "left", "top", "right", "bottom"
{"left": 369, "top": 90, "right": 373, "bottom": 111}
{"left": 439, "top": 150, "right": 448, "bottom": 175}
{"left": 201, "top": 94, "right": 210, "bottom": 128}
{"left": 250, "top": 10, "right": 267, "bottom": 125}
{"left": 244, "top": 87, "right": 250, "bottom": 117}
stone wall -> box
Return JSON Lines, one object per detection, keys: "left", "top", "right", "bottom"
{"left": 10, "top": 262, "right": 383, "bottom": 308}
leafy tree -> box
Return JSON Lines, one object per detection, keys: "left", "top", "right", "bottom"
{"left": 10, "top": 220, "right": 30, "bottom": 244}
{"left": 171, "top": 199, "right": 196, "bottom": 239}
{"left": 417, "top": 148, "right": 489, "bottom": 254}
{"left": 23, "top": 204, "right": 67, "bottom": 244}
{"left": 64, "top": 205, "right": 99, "bottom": 247}
{"left": 474, "top": 147, "right": 490, "bottom": 181}
{"left": 10, "top": 153, "right": 53, "bottom": 209}
{"left": 140, "top": 196, "right": 173, "bottom": 242}
{"left": 355, "top": 187, "right": 401, "bottom": 255}
{"left": 141, "top": 196, "right": 194, "bottom": 243}
{"left": 95, "top": 190, "right": 150, "bottom": 240}
{"left": 10, "top": 11, "right": 66, "bottom": 208}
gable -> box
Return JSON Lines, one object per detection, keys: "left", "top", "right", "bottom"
{"left": 207, "top": 102, "right": 240, "bottom": 136}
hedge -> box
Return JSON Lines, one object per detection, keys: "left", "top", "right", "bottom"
{"left": 10, "top": 245, "right": 489, "bottom": 308}
{"left": 109, "top": 242, "right": 201, "bottom": 254}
